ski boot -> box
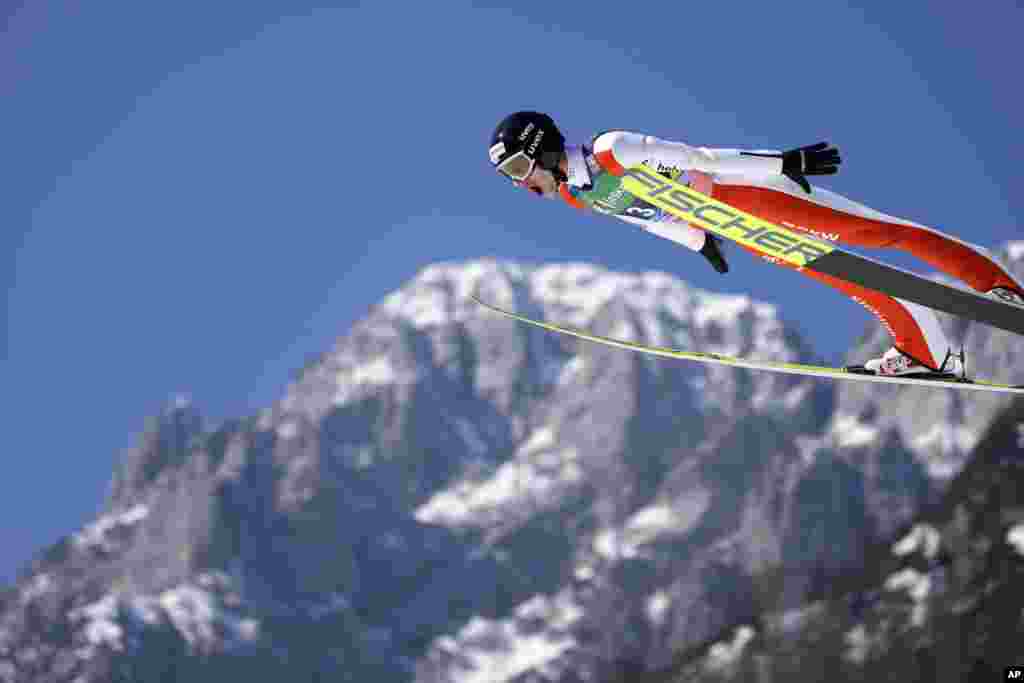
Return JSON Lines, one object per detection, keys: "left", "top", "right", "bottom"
{"left": 986, "top": 286, "right": 1024, "bottom": 307}
{"left": 848, "top": 347, "right": 965, "bottom": 379}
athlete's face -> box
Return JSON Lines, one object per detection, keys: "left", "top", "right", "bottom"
{"left": 520, "top": 165, "right": 558, "bottom": 199}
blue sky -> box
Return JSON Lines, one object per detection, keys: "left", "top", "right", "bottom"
{"left": 3, "top": 0, "right": 1022, "bottom": 582}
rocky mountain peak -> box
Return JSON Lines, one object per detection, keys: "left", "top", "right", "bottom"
{"left": 107, "top": 396, "right": 205, "bottom": 509}
{"left": 4, "top": 251, "right": 1024, "bottom": 682}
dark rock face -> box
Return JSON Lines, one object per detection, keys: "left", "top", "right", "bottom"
{"left": 2, "top": 250, "right": 1022, "bottom": 682}
{"left": 654, "top": 394, "right": 1024, "bottom": 683}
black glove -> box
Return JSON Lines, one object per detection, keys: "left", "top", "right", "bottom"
{"left": 782, "top": 141, "right": 841, "bottom": 193}
{"left": 700, "top": 233, "right": 729, "bottom": 274}
{"left": 743, "top": 141, "right": 841, "bottom": 194}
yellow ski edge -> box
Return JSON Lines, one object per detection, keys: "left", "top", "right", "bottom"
{"left": 470, "top": 296, "right": 1024, "bottom": 395}
{"left": 620, "top": 165, "right": 835, "bottom": 268}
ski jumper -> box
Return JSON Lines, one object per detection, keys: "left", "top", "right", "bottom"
{"left": 558, "top": 131, "right": 1022, "bottom": 370}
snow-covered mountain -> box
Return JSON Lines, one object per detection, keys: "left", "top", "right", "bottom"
{"left": 2, "top": 250, "right": 1023, "bottom": 682}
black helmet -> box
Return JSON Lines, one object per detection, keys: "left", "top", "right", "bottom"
{"left": 488, "top": 111, "right": 566, "bottom": 182}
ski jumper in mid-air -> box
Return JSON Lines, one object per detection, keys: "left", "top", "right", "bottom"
{"left": 487, "top": 111, "right": 1024, "bottom": 377}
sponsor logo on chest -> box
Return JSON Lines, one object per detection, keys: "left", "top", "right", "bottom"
{"left": 592, "top": 183, "right": 631, "bottom": 214}
{"left": 622, "top": 166, "right": 833, "bottom": 267}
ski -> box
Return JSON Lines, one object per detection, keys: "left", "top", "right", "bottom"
{"left": 620, "top": 165, "right": 1024, "bottom": 337}
{"left": 472, "top": 296, "right": 1024, "bottom": 395}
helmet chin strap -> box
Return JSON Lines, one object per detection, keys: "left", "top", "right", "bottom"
{"left": 540, "top": 150, "right": 568, "bottom": 184}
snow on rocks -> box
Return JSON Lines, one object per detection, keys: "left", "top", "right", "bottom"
{"left": 73, "top": 505, "right": 149, "bottom": 553}
{"left": 276, "top": 420, "right": 301, "bottom": 440}
{"left": 704, "top": 625, "right": 756, "bottom": 674}
{"left": 892, "top": 523, "right": 941, "bottom": 560}
{"left": 531, "top": 263, "right": 621, "bottom": 328}
{"left": 843, "top": 623, "right": 883, "bottom": 665}
{"left": 626, "top": 492, "right": 710, "bottom": 544}
{"left": 573, "top": 565, "right": 595, "bottom": 582}
{"left": 693, "top": 294, "right": 752, "bottom": 330}
{"left": 832, "top": 413, "right": 879, "bottom": 449}
{"left": 429, "top": 592, "right": 583, "bottom": 683}
{"left": 306, "top": 259, "right": 807, "bottom": 434}
{"left": 378, "top": 260, "right": 779, "bottom": 363}
{"left": 911, "top": 424, "right": 978, "bottom": 461}
{"left": 68, "top": 576, "right": 259, "bottom": 661}
{"left": 593, "top": 528, "right": 634, "bottom": 561}
{"left": 349, "top": 357, "right": 398, "bottom": 386}
{"left": 592, "top": 491, "right": 711, "bottom": 561}
{"left": 19, "top": 573, "right": 54, "bottom": 605}
{"left": 414, "top": 425, "right": 582, "bottom": 527}
{"left": 1007, "top": 524, "right": 1024, "bottom": 556}
{"left": 331, "top": 356, "right": 416, "bottom": 406}
{"left": 884, "top": 568, "right": 931, "bottom": 602}
{"left": 379, "top": 259, "right": 518, "bottom": 329}
{"left": 646, "top": 591, "right": 672, "bottom": 626}
{"left": 69, "top": 594, "right": 125, "bottom": 655}
{"left": 157, "top": 584, "right": 259, "bottom": 649}
{"left": 884, "top": 567, "right": 937, "bottom": 626}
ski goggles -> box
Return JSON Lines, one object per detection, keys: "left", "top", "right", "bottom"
{"left": 494, "top": 151, "right": 537, "bottom": 183}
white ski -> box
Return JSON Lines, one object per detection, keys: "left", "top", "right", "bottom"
{"left": 472, "top": 296, "right": 1024, "bottom": 395}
